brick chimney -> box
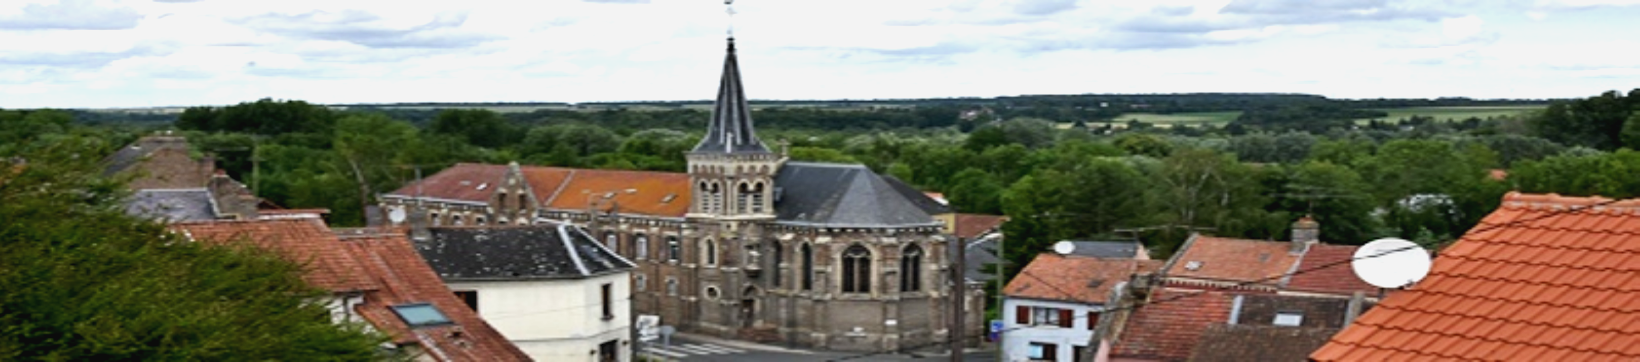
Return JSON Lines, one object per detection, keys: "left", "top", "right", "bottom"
{"left": 1291, "top": 215, "right": 1319, "bottom": 254}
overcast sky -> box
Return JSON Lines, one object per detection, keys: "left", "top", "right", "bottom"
{"left": 2, "top": 0, "right": 1638, "bottom": 108}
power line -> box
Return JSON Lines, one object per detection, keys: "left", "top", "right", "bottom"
{"left": 824, "top": 196, "right": 1633, "bottom": 361}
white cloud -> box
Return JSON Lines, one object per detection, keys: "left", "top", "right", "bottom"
{"left": 0, "top": 1, "right": 1637, "bottom": 107}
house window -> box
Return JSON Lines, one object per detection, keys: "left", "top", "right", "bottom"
{"left": 453, "top": 291, "right": 478, "bottom": 313}
{"left": 497, "top": 219, "right": 508, "bottom": 225}
{"left": 771, "top": 242, "right": 783, "bottom": 287}
{"left": 1021, "top": 307, "right": 1069, "bottom": 328}
{"left": 749, "top": 182, "right": 764, "bottom": 213}
{"left": 518, "top": 194, "right": 529, "bottom": 210}
{"left": 605, "top": 233, "right": 619, "bottom": 254}
{"left": 800, "top": 243, "right": 813, "bottom": 291}
{"left": 599, "top": 339, "right": 618, "bottom": 362}
{"left": 601, "top": 283, "right": 614, "bottom": 321}
{"left": 496, "top": 193, "right": 508, "bottom": 210}
{"left": 453, "top": 215, "right": 464, "bottom": 226}
{"left": 900, "top": 244, "right": 922, "bottom": 292}
{"left": 704, "top": 239, "right": 717, "bottom": 266}
{"left": 636, "top": 234, "right": 649, "bottom": 260}
{"left": 475, "top": 216, "right": 487, "bottom": 225}
{"left": 1028, "top": 342, "right": 1057, "bottom": 361}
{"left": 635, "top": 274, "right": 647, "bottom": 292}
{"left": 1088, "top": 311, "right": 1100, "bottom": 330}
{"left": 667, "top": 236, "right": 681, "bottom": 263}
{"left": 736, "top": 183, "right": 751, "bottom": 214}
{"left": 666, "top": 278, "right": 678, "bottom": 296}
{"left": 841, "top": 245, "right": 871, "bottom": 294}
{"left": 430, "top": 212, "right": 441, "bottom": 226}
{"left": 1274, "top": 312, "right": 1304, "bottom": 327}
{"left": 390, "top": 303, "right": 452, "bottom": 328}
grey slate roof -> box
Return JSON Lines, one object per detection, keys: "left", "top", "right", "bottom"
{"left": 882, "top": 175, "right": 952, "bottom": 215}
{"left": 103, "top": 136, "right": 189, "bottom": 176}
{"left": 961, "top": 236, "right": 1004, "bottom": 282}
{"left": 1063, "top": 240, "right": 1143, "bottom": 259}
{"left": 417, "top": 225, "right": 634, "bottom": 281}
{"left": 691, "top": 38, "right": 771, "bottom": 155}
{"left": 773, "top": 162, "right": 940, "bottom": 227}
{"left": 124, "top": 188, "right": 218, "bottom": 222}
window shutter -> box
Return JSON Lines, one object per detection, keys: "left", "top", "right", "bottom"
{"left": 1043, "top": 343, "right": 1058, "bottom": 360}
{"left": 1059, "top": 309, "right": 1072, "bottom": 328}
{"left": 1088, "top": 311, "right": 1100, "bottom": 330}
{"left": 1016, "top": 306, "right": 1030, "bottom": 324}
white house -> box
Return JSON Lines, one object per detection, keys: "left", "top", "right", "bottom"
{"left": 416, "top": 223, "right": 636, "bottom": 362}
{"left": 1002, "top": 253, "right": 1161, "bottom": 362}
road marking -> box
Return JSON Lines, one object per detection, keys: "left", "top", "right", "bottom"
{"left": 644, "top": 348, "right": 687, "bottom": 358}
{"left": 691, "top": 344, "right": 745, "bottom": 354}
{"left": 673, "top": 344, "right": 724, "bottom": 354}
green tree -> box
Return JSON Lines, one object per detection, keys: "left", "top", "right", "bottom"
{"left": 999, "top": 157, "right": 1151, "bottom": 279}
{"left": 0, "top": 138, "right": 386, "bottom": 360}
{"left": 1113, "top": 133, "right": 1173, "bottom": 158}
{"left": 429, "top": 109, "right": 517, "bottom": 149}
{"left": 945, "top": 168, "right": 1004, "bottom": 214}
{"left": 1621, "top": 112, "right": 1640, "bottom": 150}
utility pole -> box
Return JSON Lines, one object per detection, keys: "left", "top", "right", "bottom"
{"left": 952, "top": 235, "right": 966, "bottom": 361}
{"left": 995, "top": 234, "right": 1005, "bottom": 362}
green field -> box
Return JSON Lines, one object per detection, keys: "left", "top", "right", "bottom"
{"left": 1058, "top": 111, "right": 1243, "bottom": 129}
{"left": 1354, "top": 106, "right": 1544, "bottom": 123}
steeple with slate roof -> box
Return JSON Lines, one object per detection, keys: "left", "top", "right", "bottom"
{"left": 692, "top": 37, "right": 770, "bottom": 155}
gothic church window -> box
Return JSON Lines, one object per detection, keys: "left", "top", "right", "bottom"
{"left": 841, "top": 245, "right": 872, "bottom": 294}
{"left": 800, "top": 243, "right": 813, "bottom": 291}
{"left": 704, "top": 239, "right": 717, "bottom": 266}
{"left": 901, "top": 244, "right": 923, "bottom": 292}
{"left": 605, "top": 233, "right": 619, "bottom": 254}
{"left": 771, "top": 242, "right": 783, "bottom": 287}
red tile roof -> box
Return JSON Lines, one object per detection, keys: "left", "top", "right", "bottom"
{"left": 542, "top": 168, "right": 692, "bottom": 217}
{"left": 1112, "top": 288, "right": 1236, "bottom": 361}
{"left": 389, "top": 164, "right": 692, "bottom": 218}
{"left": 340, "top": 232, "right": 532, "bottom": 362}
{"left": 953, "top": 213, "right": 1007, "bottom": 240}
{"left": 1164, "top": 235, "right": 1302, "bottom": 288}
{"left": 172, "top": 218, "right": 380, "bottom": 292}
{"left": 1286, "top": 244, "right": 1378, "bottom": 296}
{"left": 389, "top": 163, "right": 510, "bottom": 203}
{"left": 1312, "top": 193, "right": 1640, "bottom": 361}
{"left": 1004, "top": 253, "right": 1163, "bottom": 304}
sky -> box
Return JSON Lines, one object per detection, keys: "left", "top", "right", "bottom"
{"left": 1, "top": 0, "right": 1638, "bottom": 109}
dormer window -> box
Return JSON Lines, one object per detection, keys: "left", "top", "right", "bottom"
{"left": 1274, "top": 312, "right": 1303, "bottom": 327}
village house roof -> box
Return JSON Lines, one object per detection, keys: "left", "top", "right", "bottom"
{"left": 338, "top": 231, "right": 532, "bottom": 362}
{"left": 418, "top": 224, "right": 635, "bottom": 281}
{"left": 126, "top": 188, "right": 218, "bottom": 222}
{"left": 173, "top": 218, "right": 380, "bottom": 292}
{"left": 1062, "top": 240, "right": 1146, "bottom": 259}
{"left": 540, "top": 168, "right": 692, "bottom": 217}
{"left": 172, "top": 219, "right": 530, "bottom": 361}
{"left": 1312, "top": 193, "right": 1640, "bottom": 361}
{"left": 1111, "top": 288, "right": 1237, "bottom": 361}
{"left": 1189, "top": 324, "right": 1340, "bottom": 362}
{"left": 953, "top": 213, "right": 1006, "bottom": 240}
{"left": 1004, "top": 253, "right": 1163, "bottom": 305}
{"left": 1285, "top": 243, "right": 1378, "bottom": 296}
{"left": 1163, "top": 235, "right": 1304, "bottom": 288}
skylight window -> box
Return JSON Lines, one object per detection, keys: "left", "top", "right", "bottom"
{"left": 391, "top": 303, "right": 452, "bottom": 328}
{"left": 1184, "top": 261, "right": 1203, "bottom": 271}
{"left": 1273, "top": 312, "right": 1303, "bottom": 327}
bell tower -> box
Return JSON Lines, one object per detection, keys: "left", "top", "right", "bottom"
{"left": 686, "top": 37, "right": 784, "bottom": 221}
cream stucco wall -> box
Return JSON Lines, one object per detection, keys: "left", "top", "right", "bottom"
{"left": 449, "top": 271, "right": 632, "bottom": 362}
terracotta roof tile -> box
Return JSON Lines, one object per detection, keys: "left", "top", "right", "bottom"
{"left": 1164, "top": 235, "right": 1302, "bottom": 287}
{"left": 542, "top": 169, "right": 691, "bottom": 217}
{"left": 340, "top": 232, "right": 532, "bottom": 362}
{"left": 389, "top": 163, "right": 510, "bottom": 203}
{"left": 953, "top": 213, "right": 1006, "bottom": 240}
{"left": 1312, "top": 193, "right": 1640, "bottom": 361}
{"left": 1286, "top": 244, "right": 1377, "bottom": 295}
{"left": 1003, "top": 253, "right": 1162, "bottom": 304}
{"left": 172, "top": 218, "right": 379, "bottom": 292}
{"left": 1110, "top": 288, "right": 1236, "bottom": 361}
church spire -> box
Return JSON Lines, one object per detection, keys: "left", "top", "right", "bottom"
{"left": 692, "top": 36, "right": 769, "bottom": 154}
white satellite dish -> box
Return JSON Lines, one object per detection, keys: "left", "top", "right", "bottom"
{"left": 1052, "top": 241, "right": 1076, "bottom": 255}
{"left": 387, "top": 207, "right": 407, "bottom": 224}
{"left": 1351, "top": 238, "right": 1432, "bottom": 289}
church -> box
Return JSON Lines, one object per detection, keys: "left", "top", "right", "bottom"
{"left": 381, "top": 37, "right": 986, "bottom": 352}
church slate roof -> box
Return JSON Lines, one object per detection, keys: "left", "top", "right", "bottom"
{"left": 691, "top": 38, "right": 770, "bottom": 155}
{"left": 1064, "top": 240, "right": 1144, "bottom": 259}
{"left": 773, "top": 162, "right": 940, "bottom": 227}
{"left": 417, "top": 224, "right": 635, "bottom": 281}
